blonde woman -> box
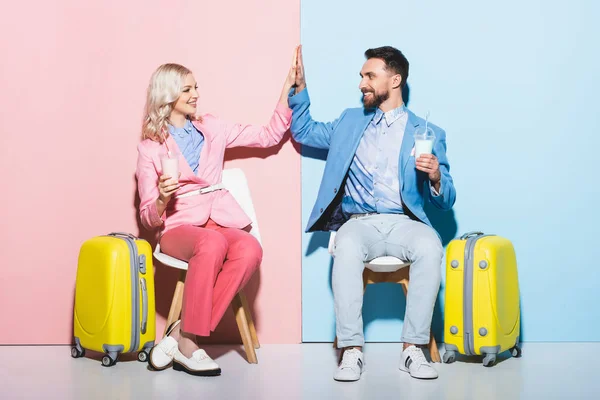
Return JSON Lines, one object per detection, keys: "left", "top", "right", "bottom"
{"left": 137, "top": 48, "right": 298, "bottom": 376}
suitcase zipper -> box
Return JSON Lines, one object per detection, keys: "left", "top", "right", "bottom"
{"left": 463, "top": 233, "right": 493, "bottom": 356}
{"left": 108, "top": 233, "right": 140, "bottom": 353}
{"left": 126, "top": 237, "right": 141, "bottom": 352}
{"left": 463, "top": 236, "right": 477, "bottom": 356}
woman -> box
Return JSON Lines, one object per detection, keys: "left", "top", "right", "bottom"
{"left": 137, "top": 48, "right": 298, "bottom": 376}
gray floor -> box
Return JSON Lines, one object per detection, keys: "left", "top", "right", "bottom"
{"left": 0, "top": 343, "right": 598, "bottom": 400}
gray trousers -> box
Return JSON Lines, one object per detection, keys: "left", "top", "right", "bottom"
{"left": 332, "top": 213, "right": 443, "bottom": 348}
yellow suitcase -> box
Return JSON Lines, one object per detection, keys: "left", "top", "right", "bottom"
{"left": 443, "top": 232, "right": 522, "bottom": 366}
{"left": 72, "top": 232, "right": 156, "bottom": 367}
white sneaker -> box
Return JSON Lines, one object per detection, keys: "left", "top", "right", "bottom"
{"left": 173, "top": 349, "right": 221, "bottom": 377}
{"left": 148, "top": 320, "right": 181, "bottom": 371}
{"left": 333, "top": 348, "right": 364, "bottom": 382}
{"left": 399, "top": 345, "right": 439, "bottom": 379}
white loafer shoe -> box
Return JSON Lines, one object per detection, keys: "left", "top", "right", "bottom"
{"left": 148, "top": 320, "right": 181, "bottom": 371}
{"left": 173, "top": 349, "right": 221, "bottom": 377}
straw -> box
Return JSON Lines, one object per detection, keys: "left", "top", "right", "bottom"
{"left": 425, "top": 111, "right": 430, "bottom": 135}
{"left": 161, "top": 128, "right": 172, "bottom": 157}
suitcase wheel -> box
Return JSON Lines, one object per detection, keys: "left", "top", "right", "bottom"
{"left": 70, "top": 347, "right": 85, "bottom": 359}
{"left": 137, "top": 350, "right": 150, "bottom": 363}
{"left": 482, "top": 354, "right": 496, "bottom": 367}
{"left": 442, "top": 350, "right": 457, "bottom": 364}
{"left": 510, "top": 345, "right": 522, "bottom": 358}
{"left": 102, "top": 354, "right": 118, "bottom": 367}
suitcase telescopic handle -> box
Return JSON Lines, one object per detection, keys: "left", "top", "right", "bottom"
{"left": 460, "top": 231, "right": 484, "bottom": 240}
{"left": 108, "top": 232, "right": 138, "bottom": 240}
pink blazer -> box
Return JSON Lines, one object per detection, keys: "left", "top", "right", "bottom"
{"left": 136, "top": 103, "right": 292, "bottom": 235}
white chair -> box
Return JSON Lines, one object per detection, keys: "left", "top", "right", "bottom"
{"left": 328, "top": 231, "right": 441, "bottom": 362}
{"left": 153, "top": 168, "right": 260, "bottom": 364}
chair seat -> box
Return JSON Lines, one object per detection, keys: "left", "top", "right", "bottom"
{"left": 153, "top": 244, "right": 189, "bottom": 271}
{"left": 329, "top": 232, "right": 410, "bottom": 273}
{"left": 366, "top": 256, "right": 410, "bottom": 273}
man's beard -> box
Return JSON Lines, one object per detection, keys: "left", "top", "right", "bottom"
{"left": 362, "top": 89, "right": 389, "bottom": 109}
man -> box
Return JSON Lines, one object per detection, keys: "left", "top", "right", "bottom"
{"left": 289, "top": 46, "right": 456, "bottom": 381}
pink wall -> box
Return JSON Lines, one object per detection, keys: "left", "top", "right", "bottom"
{"left": 0, "top": 0, "right": 301, "bottom": 344}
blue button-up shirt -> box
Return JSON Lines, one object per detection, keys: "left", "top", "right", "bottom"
{"left": 168, "top": 119, "right": 205, "bottom": 175}
{"left": 342, "top": 105, "right": 408, "bottom": 216}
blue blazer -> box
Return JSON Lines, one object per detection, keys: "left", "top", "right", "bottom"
{"left": 289, "top": 88, "right": 456, "bottom": 232}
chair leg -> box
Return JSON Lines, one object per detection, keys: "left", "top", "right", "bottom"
{"left": 428, "top": 332, "right": 441, "bottom": 363}
{"left": 164, "top": 270, "right": 186, "bottom": 336}
{"left": 238, "top": 291, "right": 260, "bottom": 349}
{"left": 232, "top": 293, "right": 258, "bottom": 364}
{"left": 400, "top": 281, "right": 408, "bottom": 297}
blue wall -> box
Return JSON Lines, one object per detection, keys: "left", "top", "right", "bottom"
{"left": 300, "top": 0, "right": 600, "bottom": 342}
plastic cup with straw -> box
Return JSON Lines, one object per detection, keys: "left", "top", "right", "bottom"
{"left": 160, "top": 129, "right": 179, "bottom": 183}
{"left": 414, "top": 110, "right": 436, "bottom": 158}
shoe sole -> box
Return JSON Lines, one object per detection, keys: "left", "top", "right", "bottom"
{"left": 173, "top": 360, "right": 222, "bottom": 377}
{"left": 398, "top": 366, "right": 438, "bottom": 380}
{"left": 333, "top": 376, "right": 361, "bottom": 382}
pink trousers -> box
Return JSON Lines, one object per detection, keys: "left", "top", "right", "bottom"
{"left": 160, "top": 219, "right": 262, "bottom": 336}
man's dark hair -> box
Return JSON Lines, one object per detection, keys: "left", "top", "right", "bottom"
{"left": 364, "top": 46, "right": 409, "bottom": 88}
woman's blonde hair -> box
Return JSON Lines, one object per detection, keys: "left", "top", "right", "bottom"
{"left": 141, "top": 63, "right": 200, "bottom": 142}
